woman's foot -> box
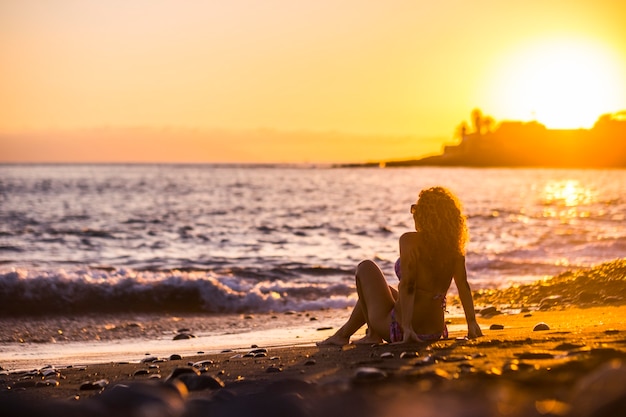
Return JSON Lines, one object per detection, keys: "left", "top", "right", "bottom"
{"left": 353, "top": 329, "right": 384, "bottom": 345}
{"left": 316, "top": 333, "right": 350, "bottom": 346}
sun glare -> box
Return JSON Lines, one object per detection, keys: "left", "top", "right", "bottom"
{"left": 487, "top": 38, "right": 625, "bottom": 129}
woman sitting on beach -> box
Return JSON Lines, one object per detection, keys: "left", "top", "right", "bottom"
{"left": 319, "top": 186, "right": 482, "bottom": 345}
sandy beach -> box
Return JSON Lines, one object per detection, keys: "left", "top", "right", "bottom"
{"left": 2, "top": 303, "right": 625, "bottom": 417}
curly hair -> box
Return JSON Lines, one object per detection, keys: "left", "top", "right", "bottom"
{"left": 412, "top": 187, "right": 468, "bottom": 273}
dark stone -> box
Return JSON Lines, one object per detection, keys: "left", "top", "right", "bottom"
{"left": 353, "top": 367, "right": 387, "bottom": 383}
{"left": 400, "top": 351, "right": 418, "bottom": 359}
{"left": 192, "top": 360, "right": 215, "bottom": 367}
{"left": 79, "top": 379, "right": 109, "bottom": 390}
{"left": 266, "top": 365, "right": 283, "bottom": 373}
{"left": 173, "top": 333, "right": 195, "bottom": 340}
{"left": 176, "top": 373, "right": 225, "bottom": 391}
{"left": 490, "top": 324, "right": 505, "bottom": 330}
{"left": 515, "top": 352, "right": 554, "bottom": 360}
{"left": 554, "top": 342, "right": 586, "bottom": 351}
{"left": 133, "top": 369, "right": 150, "bottom": 376}
{"left": 479, "top": 306, "right": 500, "bottom": 317}
{"left": 165, "top": 366, "right": 200, "bottom": 383}
{"left": 169, "top": 354, "right": 182, "bottom": 361}
{"left": 533, "top": 322, "right": 550, "bottom": 331}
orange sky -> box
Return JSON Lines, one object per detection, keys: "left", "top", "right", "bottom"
{"left": 1, "top": 0, "right": 625, "bottom": 163}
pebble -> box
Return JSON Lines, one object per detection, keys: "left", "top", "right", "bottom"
{"left": 479, "top": 306, "right": 501, "bottom": 317}
{"left": 533, "top": 322, "right": 550, "bottom": 331}
{"left": 79, "top": 379, "right": 109, "bottom": 391}
{"left": 192, "top": 360, "right": 215, "bottom": 367}
{"left": 400, "top": 351, "right": 418, "bottom": 359}
{"left": 438, "top": 355, "right": 472, "bottom": 362}
{"left": 266, "top": 365, "right": 283, "bottom": 373}
{"left": 173, "top": 333, "right": 196, "bottom": 340}
{"left": 133, "top": 369, "right": 150, "bottom": 376}
{"left": 176, "top": 373, "right": 225, "bottom": 391}
{"left": 304, "top": 359, "right": 316, "bottom": 366}
{"left": 35, "top": 379, "right": 59, "bottom": 387}
{"left": 515, "top": 352, "right": 555, "bottom": 360}
{"left": 554, "top": 342, "right": 586, "bottom": 351}
{"left": 352, "top": 367, "right": 387, "bottom": 383}
{"left": 413, "top": 355, "right": 436, "bottom": 367}
{"left": 489, "top": 324, "right": 505, "bottom": 330}
{"left": 169, "top": 354, "right": 183, "bottom": 361}
{"left": 165, "top": 367, "right": 200, "bottom": 383}
{"left": 380, "top": 352, "right": 394, "bottom": 359}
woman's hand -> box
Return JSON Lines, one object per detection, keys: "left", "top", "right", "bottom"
{"left": 467, "top": 321, "right": 483, "bottom": 339}
{"left": 396, "top": 328, "right": 423, "bottom": 344}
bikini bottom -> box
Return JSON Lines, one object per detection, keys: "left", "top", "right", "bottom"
{"left": 389, "top": 308, "right": 448, "bottom": 343}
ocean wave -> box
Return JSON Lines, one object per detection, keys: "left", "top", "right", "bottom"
{"left": 0, "top": 268, "right": 357, "bottom": 317}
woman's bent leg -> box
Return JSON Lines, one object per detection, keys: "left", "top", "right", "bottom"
{"left": 355, "top": 260, "right": 396, "bottom": 341}
{"left": 318, "top": 260, "right": 395, "bottom": 345}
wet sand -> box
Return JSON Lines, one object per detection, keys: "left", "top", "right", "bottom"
{"left": 2, "top": 305, "right": 626, "bottom": 417}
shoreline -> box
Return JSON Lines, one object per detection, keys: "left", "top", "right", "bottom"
{"left": 2, "top": 305, "right": 626, "bottom": 416}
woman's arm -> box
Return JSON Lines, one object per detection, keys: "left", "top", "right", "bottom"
{"left": 453, "top": 257, "right": 483, "bottom": 339}
{"left": 396, "top": 233, "right": 422, "bottom": 343}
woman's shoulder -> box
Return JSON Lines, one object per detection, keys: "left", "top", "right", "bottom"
{"left": 399, "top": 231, "right": 420, "bottom": 243}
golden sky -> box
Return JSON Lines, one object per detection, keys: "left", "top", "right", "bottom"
{"left": 1, "top": 0, "right": 625, "bottom": 163}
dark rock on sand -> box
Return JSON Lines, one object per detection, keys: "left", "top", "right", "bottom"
{"left": 169, "top": 354, "right": 183, "bottom": 361}
{"left": 489, "top": 324, "right": 505, "bottom": 330}
{"left": 266, "top": 365, "right": 283, "bottom": 373}
{"left": 400, "top": 351, "right": 418, "bottom": 359}
{"left": 515, "top": 352, "right": 555, "bottom": 360}
{"left": 35, "top": 379, "right": 59, "bottom": 387}
{"left": 173, "top": 333, "right": 196, "bottom": 340}
{"left": 192, "top": 360, "right": 214, "bottom": 368}
{"left": 79, "top": 379, "right": 109, "bottom": 390}
{"left": 479, "top": 306, "right": 501, "bottom": 317}
{"left": 533, "top": 322, "right": 550, "bottom": 331}
{"left": 176, "top": 373, "right": 225, "bottom": 391}
{"left": 554, "top": 342, "right": 586, "bottom": 351}
{"left": 165, "top": 366, "right": 200, "bottom": 383}
{"left": 353, "top": 367, "right": 387, "bottom": 383}
{"left": 133, "top": 369, "right": 150, "bottom": 376}
{"left": 93, "top": 381, "right": 186, "bottom": 416}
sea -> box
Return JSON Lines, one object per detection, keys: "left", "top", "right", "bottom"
{"left": 1, "top": 164, "right": 625, "bottom": 368}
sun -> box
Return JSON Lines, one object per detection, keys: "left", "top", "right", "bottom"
{"left": 485, "top": 37, "right": 626, "bottom": 129}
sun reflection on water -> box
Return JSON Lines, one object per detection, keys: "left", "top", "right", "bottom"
{"left": 541, "top": 180, "right": 594, "bottom": 218}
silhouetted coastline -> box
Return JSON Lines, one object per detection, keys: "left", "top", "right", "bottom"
{"left": 346, "top": 111, "right": 626, "bottom": 168}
